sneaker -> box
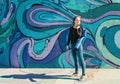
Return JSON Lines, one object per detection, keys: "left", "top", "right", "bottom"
{"left": 79, "top": 75, "right": 87, "bottom": 81}
{"left": 71, "top": 73, "right": 78, "bottom": 77}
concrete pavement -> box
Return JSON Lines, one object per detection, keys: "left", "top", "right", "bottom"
{"left": 0, "top": 69, "right": 120, "bottom": 84}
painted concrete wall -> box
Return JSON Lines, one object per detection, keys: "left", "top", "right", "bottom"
{"left": 0, "top": 0, "right": 120, "bottom": 68}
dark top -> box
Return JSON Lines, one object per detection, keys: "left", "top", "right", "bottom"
{"left": 67, "top": 27, "right": 86, "bottom": 45}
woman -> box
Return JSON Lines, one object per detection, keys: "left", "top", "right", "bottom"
{"left": 66, "top": 16, "right": 87, "bottom": 80}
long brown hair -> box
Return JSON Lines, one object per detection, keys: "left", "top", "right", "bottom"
{"left": 73, "top": 16, "right": 82, "bottom": 37}
{"left": 77, "top": 27, "right": 82, "bottom": 37}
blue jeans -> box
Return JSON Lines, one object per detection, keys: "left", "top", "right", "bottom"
{"left": 71, "top": 43, "right": 86, "bottom": 75}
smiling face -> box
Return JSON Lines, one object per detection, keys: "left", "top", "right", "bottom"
{"left": 73, "top": 16, "right": 81, "bottom": 27}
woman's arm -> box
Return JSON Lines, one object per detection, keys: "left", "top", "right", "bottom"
{"left": 67, "top": 28, "right": 72, "bottom": 45}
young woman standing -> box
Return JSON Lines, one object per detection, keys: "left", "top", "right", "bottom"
{"left": 66, "top": 16, "right": 87, "bottom": 80}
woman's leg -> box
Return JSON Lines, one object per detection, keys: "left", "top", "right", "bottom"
{"left": 72, "top": 48, "right": 78, "bottom": 74}
{"left": 77, "top": 44, "right": 86, "bottom": 75}
{"left": 72, "top": 44, "right": 78, "bottom": 74}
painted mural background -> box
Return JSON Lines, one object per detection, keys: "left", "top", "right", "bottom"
{"left": 0, "top": 0, "right": 120, "bottom": 68}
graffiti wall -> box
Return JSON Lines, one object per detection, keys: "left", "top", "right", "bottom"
{"left": 0, "top": 0, "right": 120, "bottom": 68}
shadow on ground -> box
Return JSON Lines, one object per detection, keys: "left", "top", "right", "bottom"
{"left": 0, "top": 73, "right": 79, "bottom": 82}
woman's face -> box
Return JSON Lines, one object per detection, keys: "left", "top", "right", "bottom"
{"left": 74, "top": 16, "right": 81, "bottom": 26}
